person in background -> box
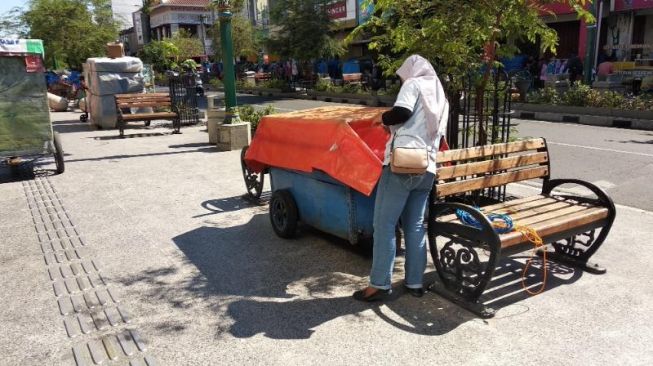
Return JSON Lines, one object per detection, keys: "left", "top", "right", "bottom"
{"left": 353, "top": 55, "right": 449, "bottom": 302}
{"left": 597, "top": 55, "right": 615, "bottom": 79}
{"left": 567, "top": 53, "right": 584, "bottom": 84}
{"left": 538, "top": 57, "right": 549, "bottom": 88}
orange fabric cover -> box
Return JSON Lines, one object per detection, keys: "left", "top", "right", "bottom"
{"left": 244, "top": 106, "right": 390, "bottom": 196}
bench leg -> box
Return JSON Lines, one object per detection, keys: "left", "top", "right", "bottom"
{"left": 119, "top": 118, "right": 125, "bottom": 138}
{"left": 172, "top": 117, "right": 181, "bottom": 134}
{"left": 538, "top": 226, "right": 611, "bottom": 275}
{"left": 428, "top": 202, "right": 502, "bottom": 318}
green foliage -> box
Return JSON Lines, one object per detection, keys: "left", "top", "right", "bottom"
{"left": 139, "top": 40, "right": 179, "bottom": 73}
{"left": 527, "top": 85, "right": 653, "bottom": 111}
{"left": 560, "top": 83, "right": 592, "bottom": 106}
{"left": 267, "top": 0, "right": 345, "bottom": 61}
{"left": 209, "top": 78, "right": 223, "bottom": 89}
{"left": 314, "top": 78, "right": 336, "bottom": 92}
{"left": 527, "top": 87, "right": 560, "bottom": 104}
{"left": 260, "top": 79, "right": 287, "bottom": 90}
{"left": 211, "top": 15, "right": 260, "bottom": 59}
{"left": 181, "top": 59, "right": 199, "bottom": 72}
{"left": 170, "top": 29, "right": 204, "bottom": 62}
{"left": 341, "top": 83, "right": 364, "bottom": 94}
{"left": 348, "top": 0, "right": 593, "bottom": 85}
{"left": 236, "top": 104, "right": 276, "bottom": 134}
{"left": 3, "top": 0, "right": 120, "bottom": 69}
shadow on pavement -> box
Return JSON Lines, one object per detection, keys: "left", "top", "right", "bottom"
{"left": 62, "top": 146, "right": 219, "bottom": 163}
{"left": 52, "top": 117, "right": 92, "bottom": 133}
{"left": 112, "top": 211, "right": 585, "bottom": 340}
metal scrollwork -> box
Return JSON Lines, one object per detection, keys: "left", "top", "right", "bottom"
{"left": 552, "top": 228, "right": 599, "bottom": 261}
{"left": 438, "top": 238, "right": 490, "bottom": 299}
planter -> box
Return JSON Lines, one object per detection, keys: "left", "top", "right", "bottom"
{"left": 377, "top": 95, "right": 397, "bottom": 107}
{"left": 513, "top": 102, "right": 653, "bottom": 120}
{"left": 239, "top": 87, "right": 294, "bottom": 97}
{"left": 309, "top": 91, "right": 377, "bottom": 105}
{"left": 217, "top": 122, "right": 251, "bottom": 151}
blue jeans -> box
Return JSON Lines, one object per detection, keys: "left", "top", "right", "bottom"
{"left": 370, "top": 166, "right": 435, "bottom": 290}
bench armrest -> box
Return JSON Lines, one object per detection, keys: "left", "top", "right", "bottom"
{"left": 542, "top": 179, "right": 615, "bottom": 210}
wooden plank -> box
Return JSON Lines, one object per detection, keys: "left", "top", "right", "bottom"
{"left": 438, "top": 152, "right": 548, "bottom": 180}
{"left": 121, "top": 112, "right": 177, "bottom": 121}
{"left": 117, "top": 101, "right": 172, "bottom": 108}
{"left": 115, "top": 93, "right": 168, "bottom": 98}
{"left": 512, "top": 203, "right": 598, "bottom": 227}
{"left": 437, "top": 138, "right": 546, "bottom": 163}
{"left": 499, "top": 207, "right": 609, "bottom": 247}
{"left": 435, "top": 166, "right": 549, "bottom": 198}
{"left": 439, "top": 196, "right": 558, "bottom": 223}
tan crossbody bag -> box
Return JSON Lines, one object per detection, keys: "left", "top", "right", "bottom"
{"left": 389, "top": 133, "right": 429, "bottom": 174}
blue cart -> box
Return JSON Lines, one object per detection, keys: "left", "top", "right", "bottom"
{"left": 267, "top": 167, "right": 377, "bottom": 244}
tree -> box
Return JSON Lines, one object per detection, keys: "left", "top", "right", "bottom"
{"left": 3, "top": 0, "right": 120, "bottom": 69}
{"left": 210, "top": 14, "right": 260, "bottom": 60}
{"left": 349, "top": 0, "right": 593, "bottom": 144}
{"left": 139, "top": 40, "right": 179, "bottom": 72}
{"left": 267, "top": 0, "right": 344, "bottom": 61}
{"left": 170, "top": 29, "right": 204, "bottom": 62}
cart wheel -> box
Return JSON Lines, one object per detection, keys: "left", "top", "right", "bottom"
{"left": 240, "top": 146, "right": 264, "bottom": 199}
{"left": 269, "top": 190, "right": 298, "bottom": 239}
{"left": 144, "top": 121, "right": 151, "bottom": 127}
{"left": 80, "top": 114, "right": 88, "bottom": 123}
{"left": 53, "top": 132, "right": 65, "bottom": 174}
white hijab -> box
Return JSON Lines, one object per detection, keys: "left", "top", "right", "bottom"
{"left": 395, "top": 55, "right": 449, "bottom": 144}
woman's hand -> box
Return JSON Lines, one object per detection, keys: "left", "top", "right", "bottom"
{"left": 372, "top": 112, "right": 384, "bottom": 126}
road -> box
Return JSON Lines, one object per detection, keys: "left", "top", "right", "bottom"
{"left": 201, "top": 91, "right": 653, "bottom": 211}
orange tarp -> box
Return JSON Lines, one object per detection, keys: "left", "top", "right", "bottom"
{"left": 244, "top": 106, "right": 390, "bottom": 196}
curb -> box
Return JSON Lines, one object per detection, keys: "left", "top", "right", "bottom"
{"left": 513, "top": 109, "right": 653, "bottom": 131}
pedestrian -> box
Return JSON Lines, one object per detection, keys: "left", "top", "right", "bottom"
{"left": 567, "top": 53, "right": 583, "bottom": 84}
{"left": 353, "top": 55, "right": 449, "bottom": 302}
{"left": 597, "top": 55, "right": 615, "bottom": 80}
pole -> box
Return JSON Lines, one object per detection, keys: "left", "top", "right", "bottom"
{"left": 583, "top": 1, "right": 598, "bottom": 84}
{"left": 217, "top": 1, "right": 239, "bottom": 123}
{"left": 594, "top": 0, "right": 604, "bottom": 70}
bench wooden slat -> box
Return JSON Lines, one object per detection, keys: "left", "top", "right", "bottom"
{"left": 118, "top": 101, "right": 172, "bottom": 108}
{"left": 439, "top": 196, "right": 558, "bottom": 223}
{"left": 120, "top": 112, "right": 177, "bottom": 121}
{"left": 115, "top": 93, "right": 169, "bottom": 98}
{"left": 435, "top": 166, "right": 548, "bottom": 198}
{"left": 437, "top": 138, "right": 546, "bottom": 163}
{"left": 499, "top": 207, "right": 609, "bottom": 247}
{"left": 438, "top": 152, "right": 548, "bottom": 180}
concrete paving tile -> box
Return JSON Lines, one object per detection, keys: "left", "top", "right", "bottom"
{"left": 87, "top": 339, "right": 108, "bottom": 365}
{"left": 116, "top": 331, "right": 137, "bottom": 356}
{"left": 102, "top": 335, "right": 122, "bottom": 361}
{"left": 72, "top": 344, "right": 93, "bottom": 366}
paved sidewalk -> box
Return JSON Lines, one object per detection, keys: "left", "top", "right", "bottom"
{"left": 1, "top": 111, "right": 652, "bottom": 365}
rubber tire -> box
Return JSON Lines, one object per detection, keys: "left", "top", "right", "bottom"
{"left": 269, "top": 190, "right": 299, "bottom": 239}
{"left": 79, "top": 114, "right": 87, "bottom": 122}
{"left": 53, "top": 132, "right": 65, "bottom": 174}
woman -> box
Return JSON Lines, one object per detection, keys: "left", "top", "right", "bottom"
{"left": 353, "top": 55, "right": 449, "bottom": 301}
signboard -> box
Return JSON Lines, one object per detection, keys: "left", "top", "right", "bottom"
{"left": 0, "top": 39, "right": 44, "bottom": 57}
{"left": 327, "top": 1, "right": 347, "bottom": 19}
{"left": 614, "top": 0, "right": 653, "bottom": 11}
{"left": 357, "top": 0, "right": 374, "bottom": 25}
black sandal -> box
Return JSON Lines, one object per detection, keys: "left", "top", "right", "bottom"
{"left": 352, "top": 288, "right": 392, "bottom": 302}
{"left": 403, "top": 285, "right": 425, "bottom": 298}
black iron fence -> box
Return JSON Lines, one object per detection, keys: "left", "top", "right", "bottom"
{"left": 446, "top": 68, "right": 514, "bottom": 203}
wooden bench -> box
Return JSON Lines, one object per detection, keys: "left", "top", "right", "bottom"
{"left": 115, "top": 93, "right": 180, "bottom": 137}
{"left": 428, "top": 138, "right": 616, "bottom": 317}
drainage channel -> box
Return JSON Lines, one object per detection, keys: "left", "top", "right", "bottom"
{"left": 23, "top": 175, "right": 156, "bottom": 366}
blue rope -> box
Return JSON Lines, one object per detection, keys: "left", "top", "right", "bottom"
{"left": 455, "top": 208, "right": 514, "bottom": 234}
